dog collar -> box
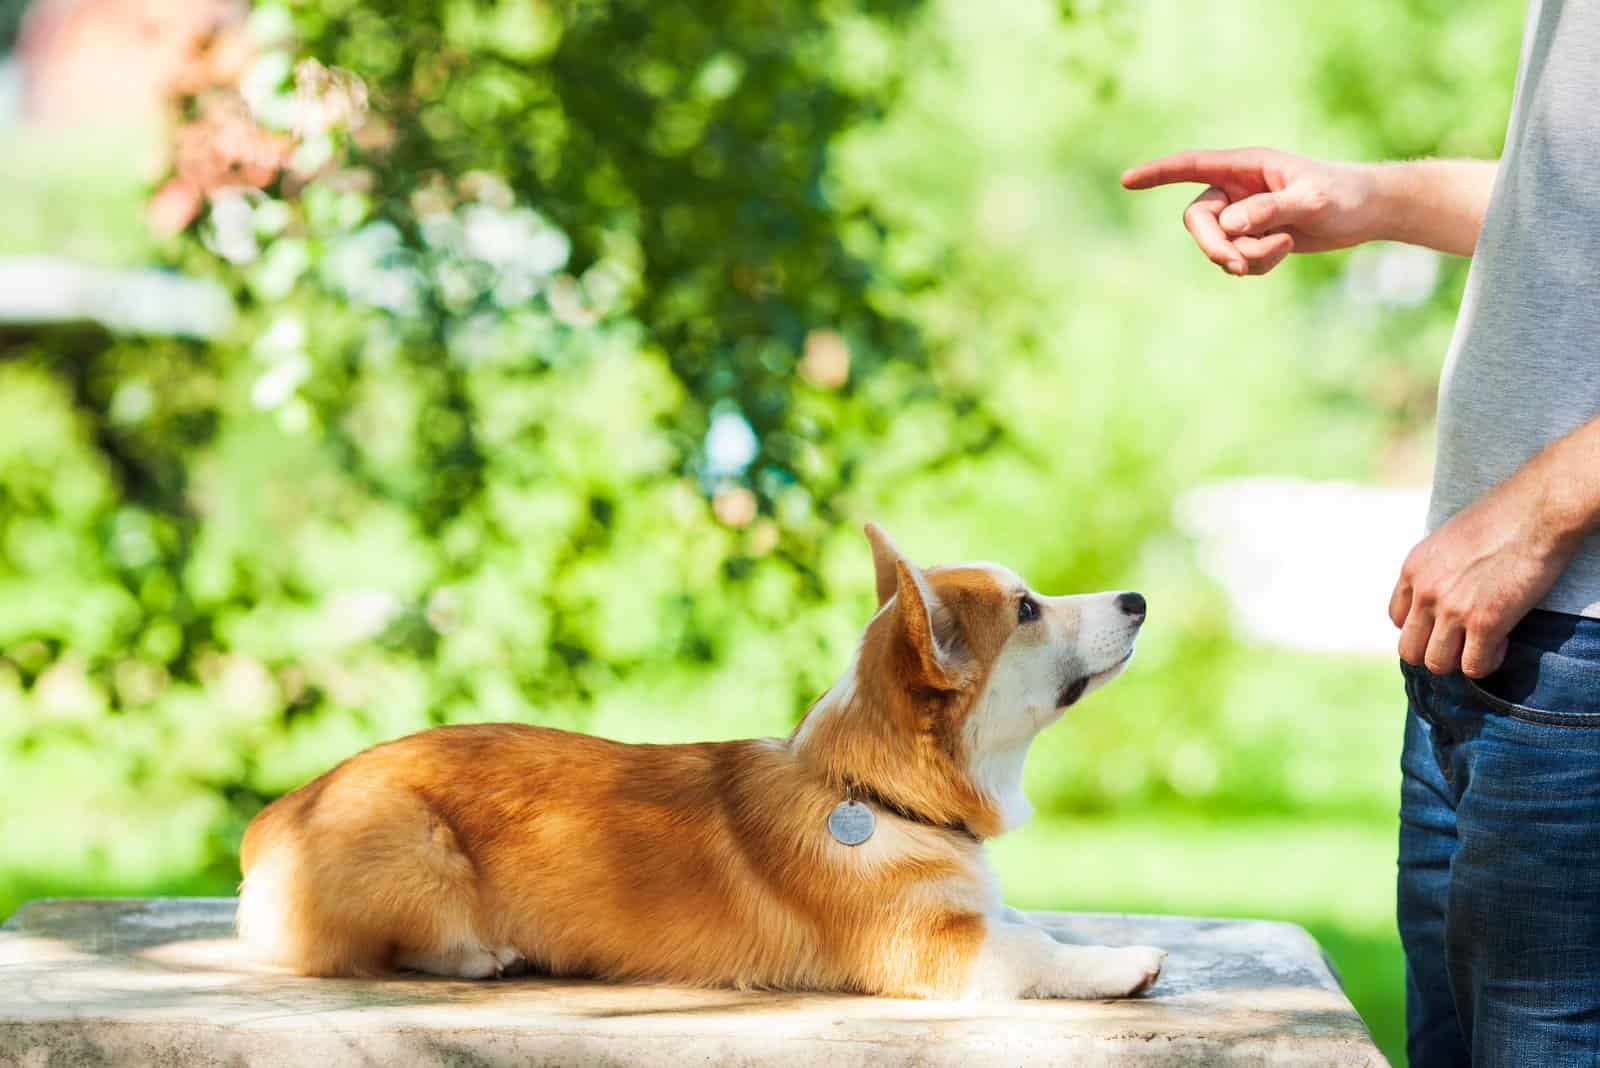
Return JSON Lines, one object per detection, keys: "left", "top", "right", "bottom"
{"left": 830, "top": 782, "right": 981, "bottom": 846}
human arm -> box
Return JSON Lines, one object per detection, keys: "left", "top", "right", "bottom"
{"left": 1363, "top": 158, "right": 1498, "bottom": 256}
{"left": 1119, "top": 148, "right": 1497, "bottom": 276}
{"left": 1390, "top": 416, "right": 1600, "bottom": 678}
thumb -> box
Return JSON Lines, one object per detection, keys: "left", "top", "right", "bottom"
{"left": 1218, "top": 188, "right": 1315, "bottom": 236}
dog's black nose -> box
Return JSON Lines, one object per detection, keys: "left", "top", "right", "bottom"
{"left": 1117, "top": 592, "right": 1147, "bottom": 622}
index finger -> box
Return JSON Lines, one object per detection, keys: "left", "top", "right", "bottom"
{"left": 1121, "top": 149, "right": 1269, "bottom": 190}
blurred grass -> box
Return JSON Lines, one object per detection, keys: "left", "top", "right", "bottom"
{"left": 993, "top": 811, "right": 1404, "bottom": 1062}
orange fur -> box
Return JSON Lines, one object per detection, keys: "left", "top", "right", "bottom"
{"left": 239, "top": 524, "right": 1159, "bottom": 997}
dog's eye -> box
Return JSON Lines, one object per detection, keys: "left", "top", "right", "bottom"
{"left": 1017, "top": 596, "right": 1040, "bottom": 624}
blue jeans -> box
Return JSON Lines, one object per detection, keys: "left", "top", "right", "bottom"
{"left": 1398, "top": 609, "right": 1600, "bottom": 1067}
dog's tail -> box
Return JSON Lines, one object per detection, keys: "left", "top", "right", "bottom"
{"left": 236, "top": 793, "right": 316, "bottom": 971}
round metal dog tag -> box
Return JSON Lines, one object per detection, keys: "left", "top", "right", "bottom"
{"left": 828, "top": 800, "right": 875, "bottom": 846}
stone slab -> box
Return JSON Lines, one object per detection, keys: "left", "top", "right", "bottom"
{"left": 0, "top": 898, "right": 1387, "bottom": 1066}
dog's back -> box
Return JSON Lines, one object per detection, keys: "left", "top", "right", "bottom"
{"left": 238, "top": 722, "right": 971, "bottom": 987}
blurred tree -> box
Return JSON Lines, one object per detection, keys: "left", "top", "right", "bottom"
{"left": 265, "top": 0, "right": 926, "bottom": 511}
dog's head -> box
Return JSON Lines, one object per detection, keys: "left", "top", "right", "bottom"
{"left": 793, "top": 523, "right": 1145, "bottom": 836}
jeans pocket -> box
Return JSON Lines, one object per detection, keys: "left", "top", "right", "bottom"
{"left": 1464, "top": 673, "right": 1600, "bottom": 729}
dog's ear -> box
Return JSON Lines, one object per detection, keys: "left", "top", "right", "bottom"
{"left": 864, "top": 522, "right": 903, "bottom": 608}
{"left": 864, "top": 523, "right": 955, "bottom": 689}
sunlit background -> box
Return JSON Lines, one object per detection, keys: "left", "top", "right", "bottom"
{"left": 0, "top": 1, "right": 1523, "bottom": 1062}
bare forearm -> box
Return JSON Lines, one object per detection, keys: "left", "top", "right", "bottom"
{"left": 1526, "top": 414, "right": 1600, "bottom": 553}
{"left": 1365, "top": 159, "right": 1499, "bottom": 256}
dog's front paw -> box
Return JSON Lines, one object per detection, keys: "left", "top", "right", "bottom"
{"left": 1076, "top": 945, "right": 1167, "bottom": 999}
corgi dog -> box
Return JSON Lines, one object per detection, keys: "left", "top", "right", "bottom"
{"left": 237, "top": 523, "right": 1164, "bottom": 999}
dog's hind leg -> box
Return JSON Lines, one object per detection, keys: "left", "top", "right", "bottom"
{"left": 242, "top": 778, "right": 500, "bottom": 978}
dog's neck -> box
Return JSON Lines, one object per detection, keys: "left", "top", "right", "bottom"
{"left": 965, "top": 742, "right": 1035, "bottom": 832}
{"left": 789, "top": 651, "right": 1005, "bottom": 841}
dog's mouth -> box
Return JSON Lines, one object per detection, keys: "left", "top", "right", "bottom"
{"left": 1055, "top": 677, "right": 1090, "bottom": 708}
{"left": 1055, "top": 650, "right": 1135, "bottom": 708}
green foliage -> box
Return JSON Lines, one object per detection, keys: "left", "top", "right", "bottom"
{"left": 275, "top": 0, "right": 929, "bottom": 503}
{"left": 0, "top": 0, "right": 24, "bottom": 51}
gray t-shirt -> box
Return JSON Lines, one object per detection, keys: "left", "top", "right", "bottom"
{"left": 1428, "top": 0, "right": 1600, "bottom": 617}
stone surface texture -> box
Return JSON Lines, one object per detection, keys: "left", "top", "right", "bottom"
{"left": 1, "top": 898, "right": 1387, "bottom": 1066}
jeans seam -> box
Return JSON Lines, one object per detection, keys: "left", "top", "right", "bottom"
{"left": 1463, "top": 675, "right": 1600, "bottom": 729}
{"left": 1405, "top": 665, "right": 1456, "bottom": 783}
